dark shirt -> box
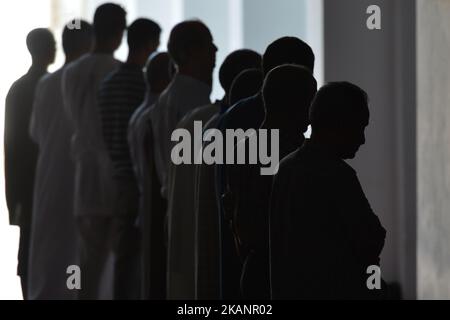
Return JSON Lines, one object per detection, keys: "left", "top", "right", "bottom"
{"left": 270, "top": 141, "right": 387, "bottom": 300}
{"left": 215, "top": 93, "right": 265, "bottom": 299}
{"left": 226, "top": 131, "right": 302, "bottom": 299}
{"left": 98, "top": 63, "right": 146, "bottom": 180}
{"left": 5, "top": 66, "right": 46, "bottom": 278}
{"left": 4, "top": 66, "right": 46, "bottom": 227}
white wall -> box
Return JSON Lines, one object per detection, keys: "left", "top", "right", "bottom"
{"left": 417, "top": 0, "right": 450, "bottom": 300}
{"left": 323, "top": 0, "right": 417, "bottom": 299}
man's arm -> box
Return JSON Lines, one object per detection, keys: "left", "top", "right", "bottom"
{"left": 335, "top": 170, "right": 386, "bottom": 267}
{"left": 4, "top": 86, "right": 22, "bottom": 226}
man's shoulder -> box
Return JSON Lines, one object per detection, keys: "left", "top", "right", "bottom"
{"left": 7, "top": 72, "right": 30, "bottom": 92}
{"left": 6, "top": 72, "right": 40, "bottom": 102}
{"left": 64, "top": 54, "right": 120, "bottom": 78}
{"left": 40, "top": 68, "right": 64, "bottom": 86}
{"left": 282, "top": 146, "right": 356, "bottom": 181}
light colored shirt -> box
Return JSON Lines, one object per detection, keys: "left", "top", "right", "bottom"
{"left": 166, "top": 103, "right": 220, "bottom": 299}
{"left": 62, "top": 53, "right": 121, "bottom": 217}
{"left": 28, "top": 67, "right": 78, "bottom": 300}
{"left": 150, "top": 74, "right": 211, "bottom": 199}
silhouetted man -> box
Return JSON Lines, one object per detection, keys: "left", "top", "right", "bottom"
{"left": 62, "top": 3, "right": 127, "bottom": 300}
{"left": 28, "top": 21, "right": 94, "bottom": 300}
{"left": 151, "top": 20, "right": 217, "bottom": 202}
{"left": 194, "top": 64, "right": 264, "bottom": 300}
{"left": 217, "top": 37, "right": 315, "bottom": 299}
{"left": 128, "top": 52, "right": 173, "bottom": 300}
{"left": 165, "top": 49, "right": 261, "bottom": 300}
{"left": 225, "top": 65, "right": 317, "bottom": 299}
{"left": 270, "top": 82, "right": 387, "bottom": 300}
{"left": 150, "top": 20, "right": 217, "bottom": 299}
{"left": 4, "top": 27, "right": 56, "bottom": 300}
{"left": 98, "top": 18, "right": 161, "bottom": 300}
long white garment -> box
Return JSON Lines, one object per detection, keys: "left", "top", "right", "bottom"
{"left": 27, "top": 68, "right": 78, "bottom": 300}
{"left": 165, "top": 103, "right": 219, "bottom": 300}
{"left": 62, "top": 53, "right": 120, "bottom": 218}
{"left": 150, "top": 74, "right": 211, "bottom": 200}
{"left": 62, "top": 54, "right": 121, "bottom": 300}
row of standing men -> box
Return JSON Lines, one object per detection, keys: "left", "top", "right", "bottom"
{"left": 5, "top": 2, "right": 387, "bottom": 300}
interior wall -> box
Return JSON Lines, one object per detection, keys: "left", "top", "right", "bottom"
{"left": 417, "top": 0, "right": 450, "bottom": 300}
{"left": 323, "top": 0, "right": 417, "bottom": 299}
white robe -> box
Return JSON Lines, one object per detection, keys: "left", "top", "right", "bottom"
{"left": 62, "top": 53, "right": 121, "bottom": 300}
{"left": 27, "top": 68, "right": 78, "bottom": 300}
{"left": 165, "top": 103, "right": 219, "bottom": 299}
{"left": 150, "top": 74, "right": 211, "bottom": 200}
{"left": 62, "top": 53, "right": 120, "bottom": 219}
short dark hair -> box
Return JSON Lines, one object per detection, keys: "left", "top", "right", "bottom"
{"left": 310, "top": 82, "right": 369, "bottom": 132}
{"left": 263, "top": 37, "right": 315, "bottom": 75}
{"left": 26, "top": 28, "right": 55, "bottom": 59}
{"left": 93, "top": 3, "right": 127, "bottom": 40}
{"left": 263, "top": 64, "right": 317, "bottom": 115}
{"left": 168, "top": 20, "right": 211, "bottom": 67}
{"left": 62, "top": 20, "right": 93, "bottom": 56}
{"left": 219, "top": 49, "right": 262, "bottom": 94}
{"left": 127, "top": 18, "right": 161, "bottom": 51}
{"left": 229, "top": 68, "right": 264, "bottom": 106}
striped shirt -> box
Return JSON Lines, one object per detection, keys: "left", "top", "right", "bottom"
{"left": 98, "top": 63, "right": 146, "bottom": 180}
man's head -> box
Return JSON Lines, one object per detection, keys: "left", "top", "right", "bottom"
{"left": 263, "top": 37, "right": 315, "bottom": 76}
{"left": 26, "top": 28, "right": 56, "bottom": 66}
{"left": 263, "top": 64, "right": 317, "bottom": 134}
{"left": 127, "top": 18, "right": 161, "bottom": 57}
{"left": 168, "top": 20, "right": 217, "bottom": 82}
{"left": 219, "top": 49, "right": 262, "bottom": 98}
{"left": 310, "top": 82, "right": 370, "bottom": 159}
{"left": 62, "top": 20, "right": 94, "bottom": 60}
{"left": 93, "top": 3, "right": 127, "bottom": 52}
{"left": 229, "top": 68, "right": 264, "bottom": 106}
{"left": 144, "top": 52, "right": 174, "bottom": 94}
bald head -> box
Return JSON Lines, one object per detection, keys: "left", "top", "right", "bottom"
{"left": 263, "top": 37, "right": 315, "bottom": 75}
{"left": 263, "top": 64, "right": 317, "bottom": 133}
{"left": 145, "top": 52, "right": 174, "bottom": 94}
{"left": 219, "top": 49, "right": 262, "bottom": 96}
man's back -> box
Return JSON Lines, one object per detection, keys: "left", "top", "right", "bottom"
{"left": 227, "top": 133, "right": 301, "bottom": 299}
{"left": 62, "top": 53, "right": 120, "bottom": 217}
{"left": 28, "top": 68, "right": 78, "bottom": 300}
{"left": 98, "top": 63, "right": 146, "bottom": 181}
{"left": 150, "top": 73, "right": 211, "bottom": 198}
{"left": 5, "top": 67, "right": 46, "bottom": 226}
{"left": 270, "top": 142, "right": 386, "bottom": 300}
